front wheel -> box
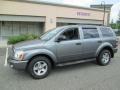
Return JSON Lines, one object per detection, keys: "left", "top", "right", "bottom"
{"left": 97, "top": 50, "right": 111, "bottom": 66}
{"left": 28, "top": 56, "right": 52, "bottom": 79}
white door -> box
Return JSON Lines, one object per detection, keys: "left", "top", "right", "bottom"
{"left": 20, "top": 22, "right": 28, "bottom": 34}
{"left": 12, "top": 22, "right": 20, "bottom": 36}
{"left": 0, "top": 21, "right": 43, "bottom": 40}
{"left": 2, "top": 22, "right": 13, "bottom": 39}
{"left": 28, "top": 22, "right": 42, "bottom": 36}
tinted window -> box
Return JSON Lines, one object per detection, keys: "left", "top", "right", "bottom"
{"left": 40, "top": 27, "right": 63, "bottom": 41}
{"left": 61, "top": 28, "right": 79, "bottom": 41}
{"left": 100, "top": 27, "right": 114, "bottom": 37}
{"left": 82, "top": 28, "right": 99, "bottom": 39}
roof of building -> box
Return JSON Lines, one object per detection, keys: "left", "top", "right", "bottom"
{"left": 8, "top": 0, "right": 110, "bottom": 12}
{"left": 90, "top": 4, "right": 113, "bottom": 9}
{"left": 91, "top": 4, "right": 113, "bottom": 7}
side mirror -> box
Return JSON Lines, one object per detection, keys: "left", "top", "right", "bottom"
{"left": 56, "top": 35, "right": 67, "bottom": 42}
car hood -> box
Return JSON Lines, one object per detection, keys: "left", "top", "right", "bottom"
{"left": 14, "top": 39, "right": 46, "bottom": 51}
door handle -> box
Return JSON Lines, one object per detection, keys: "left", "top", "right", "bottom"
{"left": 97, "top": 40, "right": 102, "bottom": 43}
{"left": 76, "top": 43, "right": 81, "bottom": 45}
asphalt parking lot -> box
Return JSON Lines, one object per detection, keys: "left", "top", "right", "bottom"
{"left": 0, "top": 47, "right": 120, "bottom": 90}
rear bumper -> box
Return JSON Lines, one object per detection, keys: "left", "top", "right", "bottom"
{"left": 113, "top": 48, "right": 118, "bottom": 53}
{"left": 8, "top": 59, "right": 28, "bottom": 70}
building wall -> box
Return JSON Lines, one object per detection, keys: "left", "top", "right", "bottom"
{"left": 0, "top": 0, "right": 109, "bottom": 31}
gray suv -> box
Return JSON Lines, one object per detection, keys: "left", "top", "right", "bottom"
{"left": 8, "top": 25, "right": 118, "bottom": 79}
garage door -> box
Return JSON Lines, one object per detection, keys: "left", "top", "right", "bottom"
{"left": 0, "top": 15, "right": 45, "bottom": 40}
{"left": 0, "top": 21, "right": 44, "bottom": 40}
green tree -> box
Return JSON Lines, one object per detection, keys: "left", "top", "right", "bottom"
{"left": 110, "top": 11, "right": 120, "bottom": 29}
{"left": 116, "top": 10, "right": 120, "bottom": 29}
{"left": 111, "top": 19, "right": 114, "bottom": 24}
{"left": 110, "top": 19, "right": 116, "bottom": 29}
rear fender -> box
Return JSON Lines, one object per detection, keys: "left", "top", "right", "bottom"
{"left": 96, "top": 42, "right": 113, "bottom": 57}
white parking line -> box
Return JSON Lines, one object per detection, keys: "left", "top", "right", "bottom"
{"left": 4, "top": 47, "right": 8, "bottom": 67}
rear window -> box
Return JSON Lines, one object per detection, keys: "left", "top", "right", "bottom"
{"left": 100, "top": 27, "right": 114, "bottom": 37}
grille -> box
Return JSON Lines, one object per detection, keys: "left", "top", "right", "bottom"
{"left": 8, "top": 46, "right": 14, "bottom": 59}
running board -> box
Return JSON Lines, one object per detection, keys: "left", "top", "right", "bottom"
{"left": 56, "top": 58, "right": 96, "bottom": 67}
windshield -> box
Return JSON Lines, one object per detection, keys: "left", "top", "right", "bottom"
{"left": 40, "top": 27, "right": 63, "bottom": 41}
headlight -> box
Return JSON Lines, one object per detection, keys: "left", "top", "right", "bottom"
{"left": 14, "top": 51, "right": 24, "bottom": 60}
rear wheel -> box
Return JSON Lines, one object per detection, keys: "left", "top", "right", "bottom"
{"left": 28, "top": 56, "right": 52, "bottom": 79}
{"left": 97, "top": 50, "right": 111, "bottom": 66}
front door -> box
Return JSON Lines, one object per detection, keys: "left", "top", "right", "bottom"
{"left": 56, "top": 27, "right": 84, "bottom": 63}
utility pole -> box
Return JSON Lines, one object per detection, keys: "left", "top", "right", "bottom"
{"left": 101, "top": 1, "right": 105, "bottom": 26}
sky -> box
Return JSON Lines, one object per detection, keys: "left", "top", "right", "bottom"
{"left": 29, "top": 0, "right": 120, "bottom": 23}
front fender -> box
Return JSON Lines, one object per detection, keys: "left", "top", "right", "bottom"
{"left": 24, "top": 49, "right": 57, "bottom": 63}
{"left": 96, "top": 42, "right": 113, "bottom": 57}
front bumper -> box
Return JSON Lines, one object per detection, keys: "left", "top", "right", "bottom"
{"left": 8, "top": 59, "right": 28, "bottom": 70}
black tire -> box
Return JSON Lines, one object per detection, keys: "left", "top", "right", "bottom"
{"left": 28, "top": 56, "right": 52, "bottom": 79}
{"left": 97, "top": 49, "right": 111, "bottom": 66}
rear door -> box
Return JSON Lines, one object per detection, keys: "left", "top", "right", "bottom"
{"left": 82, "top": 27, "right": 102, "bottom": 59}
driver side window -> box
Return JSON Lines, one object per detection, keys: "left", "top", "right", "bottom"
{"left": 61, "top": 27, "right": 79, "bottom": 41}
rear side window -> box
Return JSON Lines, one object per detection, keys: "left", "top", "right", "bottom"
{"left": 100, "top": 27, "right": 114, "bottom": 37}
{"left": 82, "top": 28, "right": 99, "bottom": 39}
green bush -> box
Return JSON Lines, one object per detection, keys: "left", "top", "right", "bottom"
{"left": 116, "top": 31, "right": 120, "bottom": 36}
{"left": 8, "top": 34, "right": 39, "bottom": 44}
